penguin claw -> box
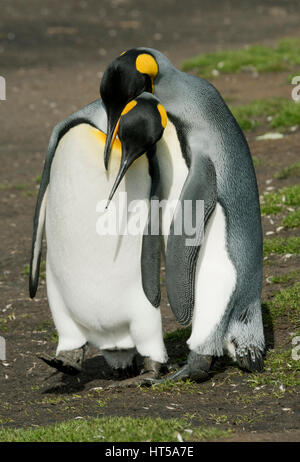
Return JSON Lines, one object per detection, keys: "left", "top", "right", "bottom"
{"left": 148, "top": 364, "right": 210, "bottom": 386}
{"left": 145, "top": 353, "right": 212, "bottom": 386}
{"left": 37, "top": 344, "right": 88, "bottom": 376}
{"left": 38, "top": 354, "right": 81, "bottom": 376}
{"left": 236, "top": 346, "right": 264, "bottom": 373}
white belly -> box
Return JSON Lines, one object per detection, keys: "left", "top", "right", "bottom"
{"left": 45, "top": 124, "right": 166, "bottom": 362}
{"left": 157, "top": 121, "right": 236, "bottom": 353}
{"left": 156, "top": 120, "right": 189, "bottom": 247}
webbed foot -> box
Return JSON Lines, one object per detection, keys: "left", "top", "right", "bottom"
{"left": 106, "top": 357, "right": 162, "bottom": 389}
{"left": 38, "top": 343, "right": 88, "bottom": 376}
{"left": 145, "top": 352, "right": 212, "bottom": 385}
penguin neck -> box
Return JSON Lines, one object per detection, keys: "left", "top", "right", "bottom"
{"left": 154, "top": 68, "right": 184, "bottom": 115}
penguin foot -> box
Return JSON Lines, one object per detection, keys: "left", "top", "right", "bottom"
{"left": 112, "top": 356, "right": 139, "bottom": 380}
{"left": 235, "top": 346, "right": 264, "bottom": 373}
{"left": 106, "top": 358, "right": 162, "bottom": 389}
{"left": 146, "top": 352, "right": 212, "bottom": 385}
{"left": 38, "top": 343, "right": 88, "bottom": 376}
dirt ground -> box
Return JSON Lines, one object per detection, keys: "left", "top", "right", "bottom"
{"left": 0, "top": 0, "right": 299, "bottom": 442}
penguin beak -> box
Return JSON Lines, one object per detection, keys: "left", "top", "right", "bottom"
{"left": 106, "top": 139, "right": 146, "bottom": 209}
{"left": 104, "top": 111, "right": 122, "bottom": 170}
{"left": 106, "top": 157, "right": 129, "bottom": 209}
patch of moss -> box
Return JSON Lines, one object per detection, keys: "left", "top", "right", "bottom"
{"left": 248, "top": 347, "right": 300, "bottom": 389}
{"left": 231, "top": 411, "right": 265, "bottom": 426}
{"left": 231, "top": 98, "right": 300, "bottom": 131}
{"left": 274, "top": 161, "right": 300, "bottom": 180}
{"left": 264, "top": 283, "right": 300, "bottom": 326}
{"left": 35, "top": 320, "right": 53, "bottom": 332}
{"left": 0, "top": 318, "right": 8, "bottom": 332}
{"left": 13, "top": 183, "right": 31, "bottom": 191}
{"left": 261, "top": 184, "right": 300, "bottom": 215}
{"left": 182, "top": 38, "right": 300, "bottom": 78}
{"left": 50, "top": 331, "right": 59, "bottom": 344}
{"left": 252, "top": 156, "right": 261, "bottom": 167}
{"left": 231, "top": 99, "right": 282, "bottom": 131}
{"left": 164, "top": 327, "right": 191, "bottom": 343}
{"left": 282, "top": 209, "right": 300, "bottom": 229}
{"left": 263, "top": 236, "right": 300, "bottom": 256}
{"left": 147, "top": 378, "right": 199, "bottom": 394}
{"left": 209, "top": 414, "right": 229, "bottom": 424}
{"left": 0, "top": 313, "right": 17, "bottom": 333}
{"left": 270, "top": 271, "right": 300, "bottom": 285}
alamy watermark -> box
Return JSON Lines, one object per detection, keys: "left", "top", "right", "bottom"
{"left": 96, "top": 194, "right": 204, "bottom": 246}
{"left": 0, "top": 76, "right": 6, "bottom": 100}
{"left": 0, "top": 336, "right": 6, "bottom": 361}
{"left": 291, "top": 76, "right": 300, "bottom": 102}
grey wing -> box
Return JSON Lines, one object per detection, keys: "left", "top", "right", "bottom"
{"left": 141, "top": 146, "right": 162, "bottom": 307}
{"left": 165, "top": 155, "right": 217, "bottom": 325}
{"left": 29, "top": 99, "right": 107, "bottom": 298}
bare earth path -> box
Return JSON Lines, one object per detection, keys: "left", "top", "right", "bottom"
{"left": 0, "top": 0, "right": 299, "bottom": 441}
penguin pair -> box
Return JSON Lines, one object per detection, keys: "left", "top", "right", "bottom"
{"left": 30, "top": 47, "right": 265, "bottom": 385}
{"left": 30, "top": 94, "right": 170, "bottom": 385}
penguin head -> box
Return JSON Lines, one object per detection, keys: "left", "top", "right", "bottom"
{"left": 106, "top": 93, "right": 167, "bottom": 207}
{"left": 100, "top": 49, "right": 159, "bottom": 169}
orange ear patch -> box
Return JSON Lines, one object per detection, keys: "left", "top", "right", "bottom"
{"left": 121, "top": 100, "right": 137, "bottom": 116}
{"left": 136, "top": 54, "right": 158, "bottom": 78}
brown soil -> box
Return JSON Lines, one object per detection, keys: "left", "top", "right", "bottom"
{"left": 0, "top": 0, "right": 299, "bottom": 442}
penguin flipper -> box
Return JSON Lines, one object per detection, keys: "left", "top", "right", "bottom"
{"left": 141, "top": 147, "right": 161, "bottom": 307}
{"left": 166, "top": 155, "right": 217, "bottom": 325}
{"left": 29, "top": 100, "right": 107, "bottom": 298}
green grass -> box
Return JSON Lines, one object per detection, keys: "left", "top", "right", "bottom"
{"left": 274, "top": 161, "right": 300, "bottom": 180}
{"left": 0, "top": 181, "right": 37, "bottom": 197}
{"left": 0, "top": 318, "right": 8, "bottom": 332}
{"left": 252, "top": 156, "right": 261, "bottom": 167}
{"left": 270, "top": 270, "right": 300, "bottom": 285}
{"left": 182, "top": 38, "right": 300, "bottom": 78}
{"left": 263, "top": 236, "right": 300, "bottom": 257}
{"left": 261, "top": 184, "right": 300, "bottom": 229}
{"left": 264, "top": 283, "right": 300, "bottom": 326}
{"left": 230, "top": 98, "right": 300, "bottom": 131}
{"left": 164, "top": 326, "right": 191, "bottom": 343}
{"left": 0, "top": 417, "right": 231, "bottom": 442}
{"left": 282, "top": 209, "right": 300, "bottom": 228}
{"left": 260, "top": 184, "right": 300, "bottom": 215}
{"left": 146, "top": 379, "right": 200, "bottom": 394}
{"left": 23, "top": 260, "right": 46, "bottom": 279}
{"left": 248, "top": 347, "right": 300, "bottom": 389}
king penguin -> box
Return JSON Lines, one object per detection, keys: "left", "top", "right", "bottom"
{"left": 100, "top": 48, "right": 265, "bottom": 382}
{"left": 29, "top": 94, "right": 168, "bottom": 385}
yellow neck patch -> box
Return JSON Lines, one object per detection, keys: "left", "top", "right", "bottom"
{"left": 121, "top": 100, "right": 137, "bottom": 116}
{"left": 157, "top": 104, "right": 167, "bottom": 128}
{"left": 91, "top": 127, "right": 121, "bottom": 152}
